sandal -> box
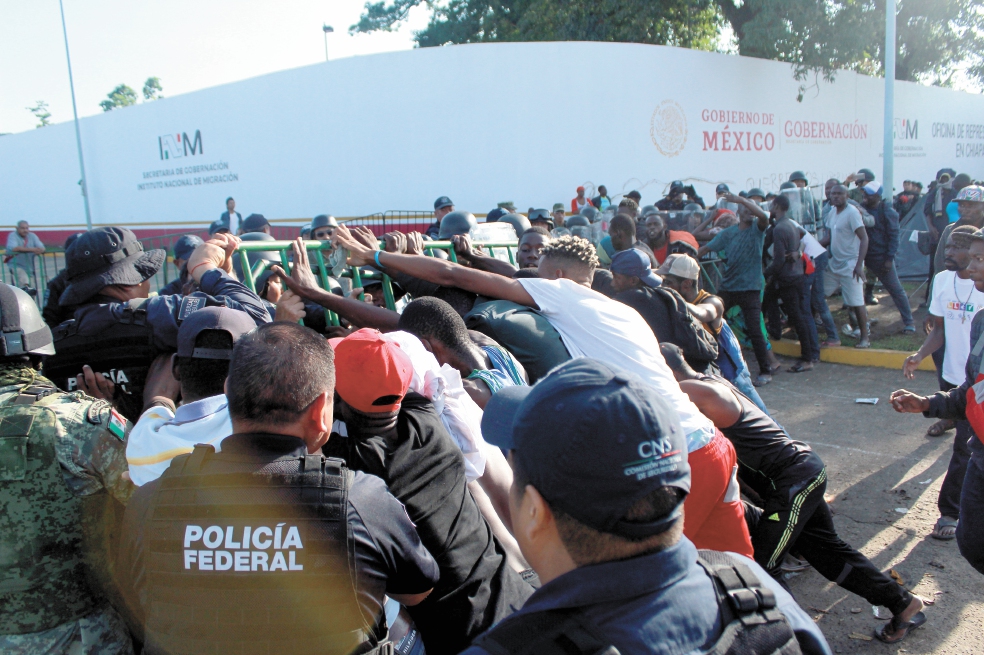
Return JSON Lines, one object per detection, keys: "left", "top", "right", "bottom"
{"left": 820, "top": 340, "right": 841, "bottom": 347}
{"left": 926, "top": 419, "right": 954, "bottom": 437}
{"left": 753, "top": 374, "right": 773, "bottom": 387}
{"left": 874, "top": 610, "right": 927, "bottom": 643}
{"left": 788, "top": 362, "right": 813, "bottom": 373}
{"left": 931, "top": 516, "right": 958, "bottom": 540}
{"left": 855, "top": 340, "right": 871, "bottom": 349}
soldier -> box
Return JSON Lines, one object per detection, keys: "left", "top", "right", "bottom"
{"left": 44, "top": 228, "right": 270, "bottom": 421}
{"left": 0, "top": 283, "right": 136, "bottom": 654}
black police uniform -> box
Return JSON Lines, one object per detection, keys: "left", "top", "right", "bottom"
{"left": 118, "top": 432, "right": 439, "bottom": 655}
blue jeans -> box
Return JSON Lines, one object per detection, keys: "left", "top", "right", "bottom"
{"left": 956, "top": 442, "right": 984, "bottom": 574}
{"left": 865, "top": 258, "right": 914, "bottom": 327}
{"left": 810, "top": 252, "right": 838, "bottom": 341}
{"left": 800, "top": 269, "right": 822, "bottom": 361}
{"left": 732, "top": 367, "right": 769, "bottom": 414}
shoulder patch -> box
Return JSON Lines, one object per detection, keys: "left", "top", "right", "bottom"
{"left": 108, "top": 409, "right": 126, "bottom": 441}
{"left": 178, "top": 296, "right": 206, "bottom": 322}
{"left": 86, "top": 400, "right": 109, "bottom": 425}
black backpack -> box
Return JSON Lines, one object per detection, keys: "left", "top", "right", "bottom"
{"left": 471, "top": 550, "right": 803, "bottom": 655}
{"left": 650, "top": 287, "right": 719, "bottom": 370}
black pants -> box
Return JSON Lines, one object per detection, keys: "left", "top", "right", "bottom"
{"left": 763, "top": 278, "right": 815, "bottom": 362}
{"left": 939, "top": 380, "right": 973, "bottom": 520}
{"left": 720, "top": 289, "right": 771, "bottom": 376}
{"left": 747, "top": 470, "right": 911, "bottom": 615}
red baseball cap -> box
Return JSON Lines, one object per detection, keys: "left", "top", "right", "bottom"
{"left": 334, "top": 328, "right": 413, "bottom": 413}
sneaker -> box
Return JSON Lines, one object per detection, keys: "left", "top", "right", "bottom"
{"left": 903, "top": 325, "right": 916, "bottom": 334}
{"left": 780, "top": 553, "right": 811, "bottom": 573}
{"left": 865, "top": 297, "right": 880, "bottom": 306}
{"left": 842, "top": 324, "right": 861, "bottom": 339}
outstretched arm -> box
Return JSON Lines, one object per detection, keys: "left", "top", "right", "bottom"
{"left": 333, "top": 225, "right": 536, "bottom": 308}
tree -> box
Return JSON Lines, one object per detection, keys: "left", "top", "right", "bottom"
{"left": 27, "top": 100, "right": 51, "bottom": 128}
{"left": 350, "top": 0, "right": 721, "bottom": 50}
{"left": 99, "top": 84, "right": 138, "bottom": 112}
{"left": 143, "top": 76, "right": 164, "bottom": 101}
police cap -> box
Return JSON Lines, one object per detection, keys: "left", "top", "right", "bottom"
{"left": 177, "top": 307, "right": 256, "bottom": 359}
{"left": 172, "top": 235, "right": 204, "bottom": 263}
{"left": 715, "top": 183, "right": 730, "bottom": 194}
{"left": 669, "top": 180, "right": 685, "bottom": 193}
{"left": 434, "top": 196, "right": 453, "bottom": 211}
{"left": 60, "top": 227, "right": 166, "bottom": 307}
{"left": 208, "top": 219, "right": 230, "bottom": 236}
{"left": 242, "top": 214, "right": 271, "bottom": 233}
{"left": 0, "top": 283, "right": 55, "bottom": 357}
{"left": 486, "top": 207, "right": 508, "bottom": 223}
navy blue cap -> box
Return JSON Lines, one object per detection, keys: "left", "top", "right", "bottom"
{"left": 486, "top": 207, "right": 508, "bottom": 223}
{"left": 482, "top": 358, "right": 690, "bottom": 538}
{"left": 434, "top": 196, "right": 453, "bottom": 211}
{"left": 177, "top": 307, "right": 256, "bottom": 359}
{"left": 610, "top": 248, "right": 662, "bottom": 288}
{"left": 670, "top": 180, "right": 685, "bottom": 192}
{"left": 208, "top": 219, "right": 230, "bottom": 236}
{"left": 242, "top": 213, "right": 270, "bottom": 232}
{"left": 715, "top": 183, "right": 730, "bottom": 194}
{"left": 172, "top": 235, "right": 204, "bottom": 262}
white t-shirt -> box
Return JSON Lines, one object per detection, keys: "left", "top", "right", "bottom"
{"left": 827, "top": 204, "right": 865, "bottom": 276}
{"left": 126, "top": 395, "right": 233, "bottom": 486}
{"left": 929, "top": 270, "right": 984, "bottom": 385}
{"left": 517, "top": 277, "right": 715, "bottom": 446}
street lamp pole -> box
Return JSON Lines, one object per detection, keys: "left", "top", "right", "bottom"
{"left": 59, "top": 0, "right": 92, "bottom": 230}
{"left": 323, "top": 24, "right": 334, "bottom": 62}
{"left": 882, "top": 0, "right": 896, "bottom": 202}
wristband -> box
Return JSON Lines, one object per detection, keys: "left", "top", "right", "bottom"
{"left": 189, "top": 261, "right": 213, "bottom": 277}
{"left": 374, "top": 250, "right": 383, "bottom": 268}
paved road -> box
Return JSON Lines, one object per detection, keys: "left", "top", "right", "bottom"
{"left": 757, "top": 358, "right": 983, "bottom": 654}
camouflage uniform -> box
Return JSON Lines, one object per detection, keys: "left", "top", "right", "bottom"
{"left": 0, "top": 364, "right": 135, "bottom": 654}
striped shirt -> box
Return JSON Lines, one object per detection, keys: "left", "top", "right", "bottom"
{"left": 466, "top": 345, "right": 525, "bottom": 394}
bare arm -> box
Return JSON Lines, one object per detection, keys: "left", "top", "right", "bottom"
{"left": 678, "top": 379, "right": 742, "bottom": 429}
{"left": 903, "top": 316, "right": 944, "bottom": 379}
{"left": 687, "top": 296, "right": 724, "bottom": 331}
{"left": 452, "top": 235, "right": 519, "bottom": 277}
{"left": 333, "top": 225, "right": 536, "bottom": 307}
{"left": 854, "top": 226, "right": 869, "bottom": 280}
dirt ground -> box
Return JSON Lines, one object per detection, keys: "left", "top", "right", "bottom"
{"left": 756, "top": 357, "right": 984, "bottom": 654}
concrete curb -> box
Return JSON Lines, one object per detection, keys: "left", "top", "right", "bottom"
{"left": 769, "top": 338, "right": 933, "bottom": 371}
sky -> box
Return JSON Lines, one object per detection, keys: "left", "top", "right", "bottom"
{"left": 0, "top": 0, "right": 430, "bottom": 134}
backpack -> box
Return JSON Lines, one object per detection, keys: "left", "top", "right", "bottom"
{"left": 650, "top": 287, "right": 719, "bottom": 368}
{"left": 471, "top": 550, "right": 802, "bottom": 655}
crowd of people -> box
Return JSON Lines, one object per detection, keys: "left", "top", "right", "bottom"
{"left": 2, "top": 167, "right": 984, "bottom": 655}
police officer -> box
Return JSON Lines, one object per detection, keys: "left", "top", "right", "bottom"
{"left": 117, "top": 322, "right": 439, "bottom": 655}
{"left": 426, "top": 196, "right": 455, "bottom": 239}
{"left": 464, "top": 358, "right": 831, "bottom": 655}
{"left": 0, "top": 283, "right": 136, "bottom": 654}
{"left": 44, "top": 228, "right": 270, "bottom": 421}
{"left": 311, "top": 214, "right": 339, "bottom": 240}
{"left": 657, "top": 180, "right": 706, "bottom": 211}
{"left": 158, "top": 234, "right": 204, "bottom": 297}
{"left": 438, "top": 210, "right": 478, "bottom": 240}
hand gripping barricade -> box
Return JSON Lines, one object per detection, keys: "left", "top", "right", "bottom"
{"left": 143, "top": 444, "right": 395, "bottom": 655}
{"left": 470, "top": 551, "right": 801, "bottom": 655}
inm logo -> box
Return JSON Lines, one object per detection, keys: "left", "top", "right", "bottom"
{"left": 159, "top": 130, "right": 203, "bottom": 160}
{"left": 894, "top": 119, "right": 918, "bottom": 141}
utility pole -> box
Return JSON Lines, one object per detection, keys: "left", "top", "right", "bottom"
{"left": 59, "top": 0, "right": 92, "bottom": 229}
{"left": 882, "top": 0, "right": 896, "bottom": 202}
{"left": 323, "top": 24, "right": 334, "bottom": 62}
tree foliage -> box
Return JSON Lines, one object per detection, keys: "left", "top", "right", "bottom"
{"left": 99, "top": 84, "right": 138, "bottom": 112}
{"left": 142, "top": 76, "right": 164, "bottom": 101}
{"left": 353, "top": 0, "right": 984, "bottom": 90}
{"left": 27, "top": 100, "right": 51, "bottom": 128}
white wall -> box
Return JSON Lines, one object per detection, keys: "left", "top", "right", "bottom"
{"left": 2, "top": 41, "right": 982, "bottom": 231}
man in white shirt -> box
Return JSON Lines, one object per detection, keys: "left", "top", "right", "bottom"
{"left": 5, "top": 221, "right": 45, "bottom": 291}
{"left": 902, "top": 226, "right": 983, "bottom": 540}
{"left": 821, "top": 185, "right": 871, "bottom": 347}
{"left": 331, "top": 227, "right": 752, "bottom": 555}
{"left": 126, "top": 307, "right": 256, "bottom": 485}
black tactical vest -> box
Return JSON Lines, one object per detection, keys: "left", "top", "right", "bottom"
{"left": 142, "top": 444, "right": 384, "bottom": 655}
{"left": 45, "top": 299, "right": 157, "bottom": 422}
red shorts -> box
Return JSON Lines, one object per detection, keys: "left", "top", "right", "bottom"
{"left": 683, "top": 429, "right": 753, "bottom": 557}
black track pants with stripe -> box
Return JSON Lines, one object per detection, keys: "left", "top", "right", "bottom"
{"left": 748, "top": 470, "right": 911, "bottom": 615}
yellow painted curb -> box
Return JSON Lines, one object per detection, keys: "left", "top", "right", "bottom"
{"left": 769, "top": 339, "right": 933, "bottom": 371}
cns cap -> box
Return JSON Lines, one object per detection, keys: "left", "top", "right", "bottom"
{"left": 579, "top": 205, "right": 599, "bottom": 222}
{"left": 499, "top": 213, "right": 533, "bottom": 238}
{"left": 956, "top": 185, "right": 984, "bottom": 203}
{"left": 208, "top": 219, "right": 230, "bottom": 236}
{"left": 788, "top": 170, "right": 808, "bottom": 184}
{"left": 177, "top": 307, "right": 256, "bottom": 359}
{"left": 0, "top": 284, "right": 55, "bottom": 356}
{"left": 481, "top": 359, "right": 690, "bottom": 538}
{"left": 241, "top": 214, "right": 270, "bottom": 233}
{"left": 434, "top": 196, "right": 453, "bottom": 211}
{"left": 333, "top": 328, "right": 413, "bottom": 413}
{"left": 438, "top": 211, "right": 477, "bottom": 239}
{"left": 311, "top": 214, "right": 338, "bottom": 230}
{"left": 61, "top": 227, "right": 166, "bottom": 307}
{"left": 172, "top": 235, "right": 204, "bottom": 263}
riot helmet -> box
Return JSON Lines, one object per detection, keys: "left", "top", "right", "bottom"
{"left": 311, "top": 214, "right": 339, "bottom": 230}
{"left": 747, "top": 188, "right": 766, "bottom": 201}
{"left": 789, "top": 171, "right": 808, "bottom": 184}
{"left": 856, "top": 168, "right": 876, "bottom": 183}
{"left": 565, "top": 215, "right": 590, "bottom": 228}
{"left": 438, "top": 211, "right": 477, "bottom": 239}
{"left": 0, "top": 283, "right": 55, "bottom": 357}
{"left": 232, "top": 232, "right": 282, "bottom": 284}
{"left": 779, "top": 181, "right": 796, "bottom": 191}
{"left": 579, "top": 206, "right": 599, "bottom": 222}
{"left": 498, "top": 213, "right": 533, "bottom": 238}
{"left": 640, "top": 205, "right": 659, "bottom": 219}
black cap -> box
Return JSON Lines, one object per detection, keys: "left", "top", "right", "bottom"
{"left": 60, "top": 228, "right": 166, "bottom": 307}
{"left": 482, "top": 358, "right": 690, "bottom": 538}
{"left": 208, "top": 219, "right": 230, "bottom": 236}
{"left": 434, "top": 196, "right": 453, "bottom": 211}
{"left": 242, "top": 214, "right": 270, "bottom": 232}
{"left": 486, "top": 207, "right": 508, "bottom": 223}
{"left": 669, "top": 180, "right": 685, "bottom": 193}
{"left": 715, "top": 183, "right": 730, "bottom": 194}
{"left": 176, "top": 307, "right": 256, "bottom": 359}
{"left": 172, "top": 235, "right": 204, "bottom": 262}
